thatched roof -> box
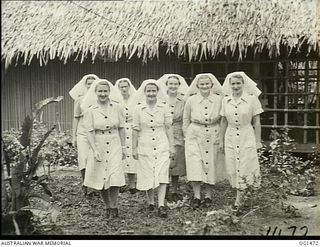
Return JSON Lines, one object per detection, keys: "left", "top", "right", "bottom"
{"left": 1, "top": 0, "right": 319, "bottom": 68}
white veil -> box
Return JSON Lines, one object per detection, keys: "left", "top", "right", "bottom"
{"left": 222, "top": 72, "right": 262, "bottom": 96}
{"left": 157, "top": 74, "right": 189, "bottom": 97}
{"left": 114, "top": 78, "right": 137, "bottom": 102}
{"left": 69, "top": 74, "right": 99, "bottom": 100}
{"left": 80, "top": 79, "right": 122, "bottom": 111}
{"left": 185, "top": 73, "right": 223, "bottom": 100}
{"left": 130, "top": 79, "right": 168, "bottom": 107}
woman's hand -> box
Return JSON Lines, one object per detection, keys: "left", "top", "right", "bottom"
{"left": 169, "top": 146, "right": 176, "bottom": 159}
{"left": 122, "top": 147, "right": 127, "bottom": 160}
{"left": 94, "top": 150, "right": 102, "bottom": 162}
{"left": 132, "top": 148, "right": 139, "bottom": 160}
{"left": 218, "top": 142, "right": 224, "bottom": 153}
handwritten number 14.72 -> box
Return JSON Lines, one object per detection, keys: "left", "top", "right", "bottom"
{"left": 266, "top": 226, "right": 308, "bottom": 236}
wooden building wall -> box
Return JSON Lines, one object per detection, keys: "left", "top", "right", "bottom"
{"left": 2, "top": 47, "right": 319, "bottom": 151}
{"left": 1, "top": 53, "right": 181, "bottom": 131}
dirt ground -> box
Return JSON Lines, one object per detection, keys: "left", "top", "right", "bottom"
{"left": 34, "top": 167, "right": 319, "bottom": 236}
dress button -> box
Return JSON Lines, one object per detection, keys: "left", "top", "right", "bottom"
{"left": 127, "top": 146, "right": 129, "bottom": 148}
{"left": 205, "top": 125, "right": 208, "bottom": 128}
{"left": 106, "top": 142, "right": 109, "bottom": 145}
{"left": 205, "top": 119, "right": 208, "bottom": 121}
{"left": 205, "top": 107, "right": 208, "bottom": 109}
{"left": 152, "top": 138, "right": 155, "bottom": 140}
{"left": 237, "top": 146, "right": 239, "bottom": 148}
{"left": 108, "top": 131, "right": 112, "bottom": 134}
{"left": 126, "top": 113, "right": 129, "bottom": 116}
{"left": 205, "top": 113, "right": 208, "bottom": 115}
{"left": 235, "top": 120, "right": 238, "bottom": 123}
{"left": 205, "top": 173, "right": 208, "bottom": 175}
{"left": 150, "top": 120, "right": 153, "bottom": 122}
{"left": 171, "top": 112, "right": 174, "bottom": 114}
{"left": 237, "top": 170, "right": 240, "bottom": 172}
{"left": 127, "top": 137, "right": 130, "bottom": 139}
{"left": 206, "top": 162, "right": 208, "bottom": 164}
{"left": 102, "top": 131, "right": 105, "bottom": 134}
{"left": 206, "top": 129, "right": 209, "bottom": 132}
{"left": 106, "top": 126, "right": 109, "bottom": 128}
{"left": 237, "top": 158, "right": 239, "bottom": 160}
{"left": 171, "top": 105, "right": 174, "bottom": 108}
{"left": 127, "top": 155, "right": 130, "bottom": 158}
{"left": 154, "top": 148, "right": 156, "bottom": 150}
{"left": 237, "top": 133, "right": 239, "bottom": 136}
{"left": 126, "top": 128, "right": 129, "bottom": 130}
{"left": 207, "top": 140, "right": 209, "bottom": 143}
{"left": 105, "top": 116, "right": 108, "bottom": 119}
{"left": 236, "top": 127, "right": 239, "bottom": 130}
{"left": 205, "top": 151, "right": 208, "bottom": 153}
{"left": 152, "top": 129, "right": 155, "bottom": 131}
{"left": 107, "top": 151, "right": 109, "bottom": 154}
{"left": 235, "top": 106, "right": 238, "bottom": 108}
{"left": 235, "top": 113, "right": 238, "bottom": 115}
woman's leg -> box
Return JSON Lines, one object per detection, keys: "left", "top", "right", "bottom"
{"left": 157, "top": 183, "right": 168, "bottom": 217}
{"left": 109, "top": 187, "right": 120, "bottom": 218}
{"left": 204, "top": 184, "right": 212, "bottom": 199}
{"left": 146, "top": 189, "right": 155, "bottom": 205}
{"left": 100, "top": 189, "right": 111, "bottom": 208}
{"left": 191, "top": 181, "right": 201, "bottom": 209}
{"left": 100, "top": 189, "right": 111, "bottom": 217}
{"left": 157, "top": 183, "right": 167, "bottom": 207}
{"left": 109, "top": 187, "right": 120, "bottom": 208}
{"left": 191, "top": 181, "right": 201, "bottom": 199}
{"left": 80, "top": 169, "right": 87, "bottom": 195}
{"left": 235, "top": 189, "right": 242, "bottom": 206}
{"left": 171, "top": 175, "right": 179, "bottom": 194}
{"left": 127, "top": 173, "right": 136, "bottom": 192}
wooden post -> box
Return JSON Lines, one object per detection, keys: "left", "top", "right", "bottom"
{"left": 273, "top": 63, "right": 278, "bottom": 126}
{"left": 284, "top": 50, "right": 289, "bottom": 128}
{"left": 317, "top": 61, "right": 320, "bottom": 144}
{"left": 303, "top": 61, "right": 309, "bottom": 144}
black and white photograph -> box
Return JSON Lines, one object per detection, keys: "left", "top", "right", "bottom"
{"left": 1, "top": 0, "right": 319, "bottom": 238}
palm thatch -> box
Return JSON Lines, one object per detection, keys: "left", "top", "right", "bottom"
{"left": 1, "top": 0, "right": 319, "bottom": 68}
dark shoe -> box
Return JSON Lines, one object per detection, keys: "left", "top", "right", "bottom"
{"left": 158, "top": 206, "right": 168, "bottom": 218}
{"left": 202, "top": 197, "right": 213, "bottom": 208}
{"left": 110, "top": 208, "right": 119, "bottom": 218}
{"left": 192, "top": 198, "right": 201, "bottom": 209}
{"left": 129, "top": 188, "right": 137, "bottom": 194}
{"left": 105, "top": 208, "right": 111, "bottom": 218}
{"left": 148, "top": 204, "right": 155, "bottom": 211}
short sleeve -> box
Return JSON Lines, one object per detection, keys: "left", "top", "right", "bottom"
{"left": 83, "top": 108, "right": 94, "bottom": 132}
{"left": 164, "top": 105, "right": 173, "bottom": 126}
{"left": 118, "top": 105, "right": 125, "bottom": 128}
{"left": 132, "top": 105, "right": 141, "bottom": 131}
{"left": 220, "top": 98, "right": 226, "bottom": 117}
{"left": 251, "top": 96, "right": 264, "bottom": 116}
{"left": 73, "top": 99, "right": 82, "bottom": 118}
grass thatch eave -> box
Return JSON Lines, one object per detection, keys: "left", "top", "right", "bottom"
{"left": 1, "top": 0, "right": 319, "bottom": 68}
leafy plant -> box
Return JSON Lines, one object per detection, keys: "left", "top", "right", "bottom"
{"left": 1, "top": 96, "right": 63, "bottom": 235}
{"left": 239, "top": 128, "right": 319, "bottom": 218}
